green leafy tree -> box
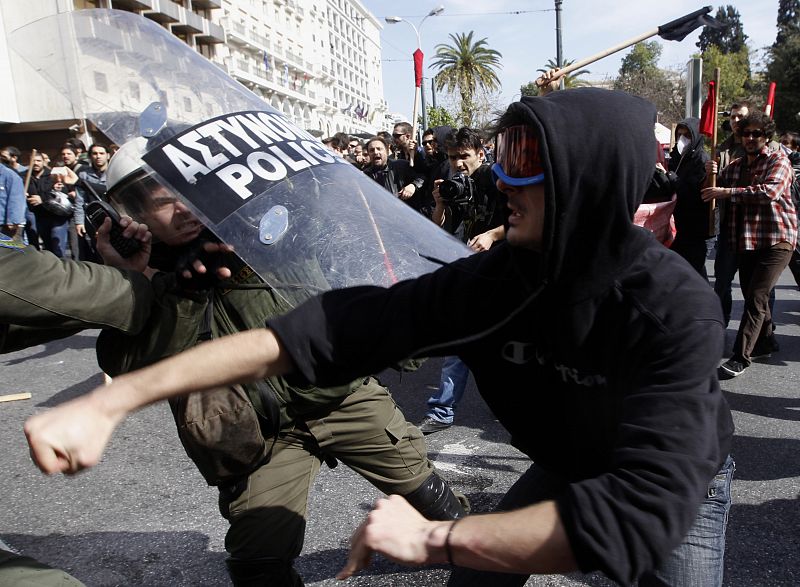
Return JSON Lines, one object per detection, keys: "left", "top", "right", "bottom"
{"left": 614, "top": 41, "right": 685, "bottom": 125}
{"left": 697, "top": 5, "right": 748, "bottom": 54}
{"left": 422, "top": 105, "right": 457, "bottom": 129}
{"left": 520, "top": 81, "right": 538, "bottom": 97}
{"left": 431, "top": 31, "right": 502, "bottom": 126}
{"left": 765, "top": 0, "right": 800, "bottom": 131}
{"left": 700, "top": 45, "right": 751, "bottom": 112}
{"left": 775, "top": 0, "right": 800, "bottom": 46}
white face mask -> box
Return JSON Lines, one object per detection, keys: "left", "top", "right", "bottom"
{"left": 676, "top": 135, "right": 691, "bottom": 155}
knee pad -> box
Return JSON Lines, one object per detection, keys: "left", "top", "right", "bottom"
{"left": 403, "top": 471, "right": 469, "bottom": 520}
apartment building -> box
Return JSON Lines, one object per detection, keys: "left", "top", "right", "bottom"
{"left": 0, "top": 0, "right": 388, "bottom": 154}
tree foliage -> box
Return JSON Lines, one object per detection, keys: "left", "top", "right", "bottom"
{"left": 767, "top": 35, "right": 800, "bottom": 131}
{"left": 776, "top": 0, "right": 800, "bottom": 47}
{"left": 423, "top": 105, "right": 457, "bottom": 129}
{"left": 430, "top": 31, "right": 502, "bottom": 126}
{"left": 701, "top": 46, "right": 751, "bottom": 109}
{"left": 520, "top": 81, "right": 538, "bottom": 98}
{"left": 697, "top": 5, "right": 748, "bottom": 54}
{"left": 613, "top": 42, "right": 686, "bottom": 126}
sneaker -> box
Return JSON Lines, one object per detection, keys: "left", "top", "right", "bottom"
{"left": 719, "top": 358, "right": 748, "bottom": 379}
{"left": 418, "top": 416, "right": 452, "bottom": 435}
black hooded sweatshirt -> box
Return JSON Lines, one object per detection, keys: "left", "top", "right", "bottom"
{"left": 669, "top": 117, "right": 711, "bottom": 240}
{"left": 269, "top": 89, "right": 734, "bottom": 584}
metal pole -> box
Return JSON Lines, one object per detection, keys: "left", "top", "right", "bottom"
{"left": 421, "top": 79, "right": 428, "bottom": 133}
{"left": 555, "top": 0, "right": 564, "bottom": 90}
{"left": 431, "top": 77, "right": 437, "bottom": 109}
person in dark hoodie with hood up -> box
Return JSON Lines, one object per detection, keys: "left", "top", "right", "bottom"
{"left": 670, "top": 117, "right": 712, "bottom": 278}
{"left": 25, "top": 89, "right": 734, "bottom": 587}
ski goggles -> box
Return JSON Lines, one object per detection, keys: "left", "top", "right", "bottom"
{"left": 491, "top": 125, "right": 545, "bottom": 186}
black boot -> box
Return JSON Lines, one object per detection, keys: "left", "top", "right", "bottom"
{"left": 225, "top": 556, "right": 304, "bottom": 587}
{"left": 403, "top": 471, "right": 470, "bottom": 520}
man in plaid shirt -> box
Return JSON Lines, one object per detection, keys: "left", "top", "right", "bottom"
{"left": 702, "top": 110, "right": 797, "bottom": 378}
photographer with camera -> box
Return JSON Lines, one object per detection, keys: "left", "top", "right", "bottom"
{"left": 432, "top": 128, "right": 506, "bottom": 250}
{"left": 420, "top": 127, "right": 507, "bottom": 435}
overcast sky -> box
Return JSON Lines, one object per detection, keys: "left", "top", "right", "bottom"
{"left": 361, "top": 1, "right": 778, "bottom": 121}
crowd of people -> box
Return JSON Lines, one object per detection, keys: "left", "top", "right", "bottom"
{"left": 2, "top": 85, "right": 799, "bottom": 587}
{"left": 0, "top": 139, "right": 118, "bottom": 261}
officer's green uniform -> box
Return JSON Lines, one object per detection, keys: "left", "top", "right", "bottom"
{"left": 96, "top": 261, "right": 464, "bottom": 586}
{"left": 0, "top": 243, "right": 153, "bottom": 354}
{"left": 1, "top": 242, "right": 154, "bottom": 587}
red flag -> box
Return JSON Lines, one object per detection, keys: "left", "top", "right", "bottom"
{"left": 413, "top": 48, "right": 424, "bottom": 88}
{"left": 699, "top": 80, "right": 716, "bottom": 137}
{"left": 764, "top": 82, "right": 776, "bottom": 119}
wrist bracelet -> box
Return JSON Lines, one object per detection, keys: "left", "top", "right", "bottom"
{"left": 445, "top": 519, "right": 461, "bottom": 566}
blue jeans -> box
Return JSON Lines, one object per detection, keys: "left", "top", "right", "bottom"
{"left": 37, "top": 215, "right": 69, "bottom": 258}
{"left": 425, "top": 356, "right": 470, "bottom": 424}
{"left": 448, "top": 455, "right": 735, "bottom": 587}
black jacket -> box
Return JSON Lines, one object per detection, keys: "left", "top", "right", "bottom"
{"left": 269, "top": 89, "right": 733, "bottom": 584}
{"left": 363, "top": 159, "right": 425, "bottom": 209}
{"left": 669, "top": 117, "right": 711, "bottom": 240}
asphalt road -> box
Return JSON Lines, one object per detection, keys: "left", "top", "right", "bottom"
{"left": 1, "top": 262, "right": 798, "bottom": 586}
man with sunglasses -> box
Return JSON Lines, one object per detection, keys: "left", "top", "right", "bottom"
{"left": 26, "top": 89, "right": 734, "bottom": 586}
{"left": 392, "top": 121, "right": 425, "bottom": 168}
{"left": 702, "top": 110, "right": 797, "bottom": 378}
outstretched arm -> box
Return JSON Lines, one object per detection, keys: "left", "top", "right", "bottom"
{"left": 337, "top": 495, "right": 576, "bottom": 579}
{"left": 24, "top": 328, "right": 292, "bottom": 474}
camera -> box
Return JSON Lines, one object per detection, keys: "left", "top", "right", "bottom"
{"left": 439, "top": 172, "right": 475, "bottom": 205}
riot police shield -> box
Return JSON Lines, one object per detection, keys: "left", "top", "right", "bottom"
{"left": 10, "top": 9, "right": 469, "bottom": 306}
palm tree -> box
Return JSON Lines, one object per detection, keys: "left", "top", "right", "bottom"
{"left": 536, "top": 58, "right": 591, "bottom": 89}
{"left": 430, "top": 31, "right": 502, "bottom": 126}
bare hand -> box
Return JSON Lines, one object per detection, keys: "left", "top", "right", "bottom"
{"left": 178, "top": 241, "right": 236, "bottom": 283}
{"left": 96, "top": 216, "right": 152, "bottom": 273}
{"left": 27, "top": 194, "right": 42, "bottom": 206}
{"left": 705, "top": 160, "right": 718, "bottom": 175}
{"left": 701, "top": 186, "right": 730, "bottom": 202}
{"left": 535, "top": 68, "right": 562, "bottom": 94}
{"left": 398, "top": 184, "right": 416, "bottom": 201}
{"left": 468, "top": 232, "right": 495, "bottom": 252}
{"left": 337, "top": 495, "right": 443, "bottom": 580}
{"left": 75, "top": 224, "right": 86, "bottom": 238}
{"left": 431, "top": 179, "right": 444, "bottom": 206}
{"left": 24, "top": 391, "right": 121, "bottom": 475}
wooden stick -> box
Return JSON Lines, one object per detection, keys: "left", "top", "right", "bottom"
{"left": 23, "top": 149, "right": 37, "bottom": 193}
{"left": 708, "top": 67, "right": 720, "bottom": 237}
{"left": 537, "top": 28, "right": 658, "bottom": 86}
{"left": 0, "top": 392, "right": 32, "bottom": 403}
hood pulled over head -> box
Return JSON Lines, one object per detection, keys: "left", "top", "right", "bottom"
{"left": 498, "top": 88, "right": 657, "bottom": 300}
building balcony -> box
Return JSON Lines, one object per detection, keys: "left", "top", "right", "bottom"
{"left": 196, "top": 19, "right": 225, "bottom": 44}
{"left": 220, "top": 18, "right": 269, "bottom": 52}
{"left": 172, "top": 7, "right": 204, "bottom": 34}
{"left": 191, "top": 0, "right": 222, "bottom": 9}
{"left": 143, "top": 0, "right": 181, "bottom": 24}
{"left": 112, "top": 0, "right": 154, "bottom": 10}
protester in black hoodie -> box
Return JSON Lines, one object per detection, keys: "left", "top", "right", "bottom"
{"left": 669, "top": 117, "right": 712, "bottom": 278}
{"left": 25, "top": 89, "right": 734, "bottom": 586}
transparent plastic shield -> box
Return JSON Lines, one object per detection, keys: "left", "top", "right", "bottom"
{"left": 10, "top": 9, "right": 469, "bottom": 306}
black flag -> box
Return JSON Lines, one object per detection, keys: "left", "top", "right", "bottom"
{"left": 657, "top": 6, "right": 721, "bottom": 42}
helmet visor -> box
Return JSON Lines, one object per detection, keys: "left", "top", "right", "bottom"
{"left": 492, "top": 125, "right": 545, "bottom": 186}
